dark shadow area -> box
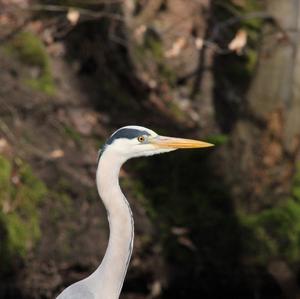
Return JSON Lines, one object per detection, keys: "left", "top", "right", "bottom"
{"left": 213, "top": 52, "right": 251, "bottom": 133}
{"left": 128, "top": 149, "right": 284, "bottom": 298}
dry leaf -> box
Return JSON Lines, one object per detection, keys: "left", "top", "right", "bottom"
{"left": 2, "top": 200, "right": 12, "bottom": 214}
{"left": 140, "top": 72, "right": 157, "bottom": 89}
{"left": 178, "top": 236, "right": 197, "bottom": 251}
{"left": 42, "top": 28, "right": 54, "bottom": 45}
{"left": 165, "top": 37, "right": 186, "bottom": 58}
{"left": 134, "top": 24, "right": 146, "bottom": 42}
{"left": 48, "top": 42, "right": 66, "bottom": 57}
{"left": 49, "top": 149, "right": 64, "bottom": 159}
{"left": 67, "top": 8, "right": 80, "bottom": 26}
{"left": 150, "top": 281, "right": 162, "bottom": 297}
{"left": 195, "top": 37, "right": 204, "bottom": 50}
{"left": 28, "top": 20, "right": 43, "bottom": 34}
{"left": 0, "top": 138, "right": 8, "bottom": 152}
{"left": 171, "top": 226, "right": 189, "bottom": 236}
{"left": 228, "top": 29, "right": 247, "bottom": 55}
{"left": 11, "top": 174, "right": 20, "bottom": 185}
{"left": 0, "top": 15, "right": 10, "bottom": 25}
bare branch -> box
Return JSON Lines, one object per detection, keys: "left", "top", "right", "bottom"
{"left": 130, "top": 0, "right": 163, "bottom": 27}
{"left": 211, "top": 11, "right": 291, "bottom": 43}
{"left": 24, "top": 4, "right": 124, "bottom": 22}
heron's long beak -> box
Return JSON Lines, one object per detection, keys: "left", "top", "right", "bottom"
{"left": 150, "top": 135, "right": 214, "bottom": 149}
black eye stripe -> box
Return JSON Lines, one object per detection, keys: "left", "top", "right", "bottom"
{"left": 98, "top": 128, "right": 152, "bottom": 161}
{"left": 106, "top": 128, "right": 150, "bottom": 145}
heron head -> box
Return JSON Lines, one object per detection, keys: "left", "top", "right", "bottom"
{"left": 100, "top": 126, "right": 213, "bottom": 161}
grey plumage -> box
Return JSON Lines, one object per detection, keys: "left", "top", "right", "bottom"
{"left": 57, "top": 284, "right": 94, "bottom": 299}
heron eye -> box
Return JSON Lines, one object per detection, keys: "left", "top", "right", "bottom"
{"left": 137, "top": 135, "right": 145, "bottom": 143}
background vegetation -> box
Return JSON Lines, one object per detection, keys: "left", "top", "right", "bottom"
{"left": 0, "top": 0, "right": 300, "bottom": 298}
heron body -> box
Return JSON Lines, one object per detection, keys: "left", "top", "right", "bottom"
{"left": 56, "top": 126, "right": 213, "bottom": 299}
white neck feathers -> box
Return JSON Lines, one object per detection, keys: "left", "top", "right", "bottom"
{"left": 85, "top": 150, "right": 134, "bottom": 299}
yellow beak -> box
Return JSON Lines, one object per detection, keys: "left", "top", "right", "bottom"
{"left": 150, "top": 135, "right": 214, "bottom": 149}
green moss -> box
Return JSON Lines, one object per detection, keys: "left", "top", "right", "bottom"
{"left": 207, "top": 133, "right": 229, "bottom": 145}
{"left": 292, "top": 164, "right": 300, "bottom": 201}
{"left": 144, "top": 32, "right": 163, "bottom": 61}
{"left": 0, "top": 155, "right": 47, "bottom": 268}
{"left": 0, "top": 155, "right": 12, "bottom": 195}
{"left": 239, "top": 166, "right": 300, "bottom": 264}
{"left": 5, "top": 31, "right": 55, "bottom": 95}
{"left": 240, "top": 200, "right": 300, "bottom": 264}
{"left": 245, "top": 48, "right": 258, "bottom": 74}
{"left": 3, "top": 212, "right": 40, "bottom": 257}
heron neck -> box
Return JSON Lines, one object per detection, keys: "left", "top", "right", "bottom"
{"left": 87, "top": 150, "right": 133, "bottom": 299}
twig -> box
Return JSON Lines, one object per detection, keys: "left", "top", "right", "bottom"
{"left": 53, "top": 0, "right": 125, "bottom": 4}
{"left": 25, "top": 4, "right": 124, "bottom": 22}
{"left": 0, "top": 120, "right": 15, "bottom": 142}
{"left": 131, "top": 0, "right": 163, "bottom": 27}
{"left": 211, "top": 12, "right": 291, "bottom": 43}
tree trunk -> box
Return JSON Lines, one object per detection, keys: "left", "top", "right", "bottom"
{"left": 224, "top": 1, "right": 300, "bottom": 298}
{"left": 225, "top": 0, "right": 300, "bottom": 212}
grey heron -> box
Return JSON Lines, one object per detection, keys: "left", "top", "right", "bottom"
{"left": 56, "top": 125, "right": 213, "bottom": 299}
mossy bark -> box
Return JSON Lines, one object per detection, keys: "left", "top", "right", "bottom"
{"left": 0, "top": 155, "right": 47, "bottom": 269}
{"left": 225, "top": 0, "right": 300, "bottom": 211}
{"left": 222, "top": 1, "right": 300, "bottom": 298}
{"left": 4, "top": 31, "right": 55, "bottom": 95}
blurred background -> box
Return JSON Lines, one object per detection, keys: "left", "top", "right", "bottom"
{"left": 1, "top": 0, "right": 300, "bottom": 298}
